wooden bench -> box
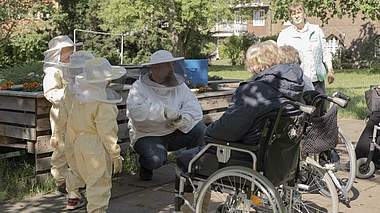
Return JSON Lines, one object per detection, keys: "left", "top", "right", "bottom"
{"left": 0, "top": 86, "right": 236, "bottom": 175}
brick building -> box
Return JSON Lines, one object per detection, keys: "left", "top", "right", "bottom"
{"left": 213, "top": 1, "right": 380, "bottom": 65}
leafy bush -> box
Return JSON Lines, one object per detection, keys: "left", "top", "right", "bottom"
{"left": 221, "top": 34, "right": 258, "bottom": 65}
{"left": 221, "top": 35, "right": 244, "bottom": 65}
{"left": 0, "top": 61, "right": 44, "bottom": 85}
{"left": 259, "top": 34, "right": 279, "bottom": 42}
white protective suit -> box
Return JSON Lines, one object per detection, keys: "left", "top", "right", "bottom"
{"left": 65, "top": 58, "right": 125, "bottom": 213}
{"left": 126, "top": 74, "right": 203, "bottom": 147}
{"left": 43, "top": 35, "right": 81, "bottom": 185}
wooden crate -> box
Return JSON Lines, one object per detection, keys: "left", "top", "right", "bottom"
{"left": 0, "top": 86, "right": 235, "bottom": 175}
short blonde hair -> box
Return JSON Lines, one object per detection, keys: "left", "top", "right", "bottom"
{"left": 279, "top": 45, "right": 300, "bottom": 64}
{"left": 245, "top": 40, "right": 281, "bottom": 74}
{"left": 288, "top": 1, "right": 305, "bottom": 13}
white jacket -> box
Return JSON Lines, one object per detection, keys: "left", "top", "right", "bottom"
{"left": 43, "top": 67, "right": 66, "bottom": 106}
{"left": 126, "top": 77, "right": 203, "bottom": 146}
{"left": 277, "top": 22, "right": 333, "bottom": 82}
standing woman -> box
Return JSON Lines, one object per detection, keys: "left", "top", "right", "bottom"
{"left": 277, "top": 1, "right": 335, "bottom": 94}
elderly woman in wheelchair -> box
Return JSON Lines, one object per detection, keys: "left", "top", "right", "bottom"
{"left": 173, "top": 41, "right": 338, "bottom": 213}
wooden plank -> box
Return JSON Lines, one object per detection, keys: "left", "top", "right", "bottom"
{"left": 0, "top": 96, "right": 36, "bottom": 112}
{"left": 0, "top": 110, "right": 36, "bottom": 126}
{"left": 0, "top": 135, "right": 23, "bottom": 144}
{"left": 27, "top": 135, "right": 53, "bottom": 154}
{"left": 0, "top": 90, "right": 43, "bottom": 98}
{"left": 199, "top": 96, "right": 231, "bottom": 111}
{"left": 0, "top": 124, "right": 36, "bottom": 140}
{"left": 118, "top": 123, "right": 129, "bottom": 140}
{"left": 196, "top": 89, "right": 235, "bottom": 99}
{"left": 208, "top": 79, "right": 241, "bottom": 85}
{"left": 36, "top": 118, "right": 51, "bottom": 131}
{"left": 0, "top": 143, "right": 27, "bottom": 149}
{"left": 117, "top": 109, "right": 128, "bottom": 121}
{"left": 35, "top": 173, "right": 52, "bottom": 182}
{"left": 36, "top": 156, "right": 51, "bottom": 172}
{"left": 36, "top": 98, "right": 51, "bottom": 115}
{"left": 203, "top": 112, "right": 224, "bottom": 124}
{"left": 0, "top": 150, "right": 26, "bottom": 159}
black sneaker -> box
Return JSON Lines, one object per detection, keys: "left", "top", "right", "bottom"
{"left": 139, "top": 167, "right": 153, "bottom": 181}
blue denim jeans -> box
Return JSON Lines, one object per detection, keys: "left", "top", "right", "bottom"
{"left": 133, "top": 122, "right": 206, "bottom": 170}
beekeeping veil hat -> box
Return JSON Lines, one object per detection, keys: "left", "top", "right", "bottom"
{"left": 66, "top": 51, "right": 95, "bottom": 81}
{"left": 43, "top": 35, "right": 83, "bottom": 71}
{"left": 74, "top": 57, "right": 127, "bottom": 104}
{"left": 141, "top": 50, "right": 186, "bottom": 87}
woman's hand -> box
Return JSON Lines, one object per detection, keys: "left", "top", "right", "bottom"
{"left": 327, "top": 70, "right": 335, "bottom": 84}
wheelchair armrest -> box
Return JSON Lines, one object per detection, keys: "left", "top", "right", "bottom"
{"left": 204, "top": 136, "right": 260, "bottom": 152}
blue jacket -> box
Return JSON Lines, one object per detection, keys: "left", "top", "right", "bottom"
{"left": 206, "top": 64, "right": 305, "bottom": 145}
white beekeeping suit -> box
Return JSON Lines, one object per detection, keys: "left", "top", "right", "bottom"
{"left": 65, "top": 57, "right": 126, "bottom": 212}
{"left": 42, "top": 35, "right": 82, "bottom": 190}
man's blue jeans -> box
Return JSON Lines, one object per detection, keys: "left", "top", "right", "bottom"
{"left": 133, "top": 122, "right": 206, "bottom": 170}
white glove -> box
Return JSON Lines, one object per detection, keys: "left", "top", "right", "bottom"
{"left": 113, "top": 156, "right": 124, "bottom": 174}
{"left": 167, "top": 115, "right": 185, "bottom": 129}
{"left": 50, "top": 137, "right": 59, "bottom": 149}
{"left": 164, "top": 106, "right": 180, "bottom": 120}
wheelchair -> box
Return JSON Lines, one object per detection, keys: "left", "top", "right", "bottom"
{"left": 356, "top": 121, "right": 380, "bottom": 179}
{"left": 174, "top": 100, "right": 340, "bottom": 213}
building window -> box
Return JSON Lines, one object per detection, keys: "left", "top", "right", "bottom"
{"left": 253, "top": 9, "right": 265, "bottom": 26}
{"left": 375, "top": 36, "right": 380, "bottom": 58}
{"left": 326, "top": 36, "right": 343, "bottom": 55}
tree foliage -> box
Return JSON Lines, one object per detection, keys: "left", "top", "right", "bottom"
{"left": 271, "top": 0, "right": 380, "bottom": 24}
{"left": 98, "top": 0, "right": 243, "bottom": 61}
{"left": 221, "top": 34, "right": 257, "bottom": 65}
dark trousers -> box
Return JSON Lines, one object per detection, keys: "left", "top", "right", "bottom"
{"left": 313, "top": 81, "right": 326, "bottom": 94}
{"left": 134, "top": 122, "right": 206, "bottom": 170}
{"left": 312, "top": 81, "right": 327, "bottom": 115}
{"left": 355, "top": 111, "right": 380, "bottom": 159}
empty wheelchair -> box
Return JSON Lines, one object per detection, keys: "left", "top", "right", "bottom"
{"left": 301, "top": 91, "right": 354, "bottom": 205}
{"left": 174, "top": 100, "right": 339, "bottom": 213}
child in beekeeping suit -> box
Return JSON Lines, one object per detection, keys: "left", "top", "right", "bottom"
{"left": 42, "top": 35, "right": 82, "bottom": 194}
{"left": 65, "top": 57, "right": 125, "bottom": 212}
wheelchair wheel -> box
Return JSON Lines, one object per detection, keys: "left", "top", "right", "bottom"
{"left": 309, "top": 129, "right": 356, "bottom": 197}
{"left": 356, "top": 157, "right": 375, "bottom": 179}
{"left": 333, "top": 130, "right": 356, "bottom": 193}
{"left": 289, "top": 163, "right": 339, "bottom": 213}
{"left": 195, "top": 166, "right": 285, "bottom": 213}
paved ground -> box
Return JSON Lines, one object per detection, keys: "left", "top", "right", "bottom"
{"left": 1, "top": 119, "right": 380, "bottom": 213}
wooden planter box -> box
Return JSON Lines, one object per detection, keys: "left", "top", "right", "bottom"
{"left": 0, "top": 86, "right": 235, "bottom": 175}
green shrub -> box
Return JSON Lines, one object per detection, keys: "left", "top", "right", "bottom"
{"left": 259, "top": 34, "right": 279, "bottom": 42}
{"left": 220, "top": 34, "right": 258, "bottom": 65}
{"left": 221, "top": 35, "right": 244, "bottom": 65}
{"left": 0, "top": 61, "right": 44, "bottom": 85}
{"left": 123, "top": 146, "right": 138, "bottom": 175}
{"left": 0, "top": 158, "right": 55, "bottom": 201}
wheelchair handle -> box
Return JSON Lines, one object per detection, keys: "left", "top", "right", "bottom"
{"left": 298, "top": 104, "right": 316, "bottom": 114}
{"left": 326, "top": 96, "right": 349, "bottom": 108}
{"left": 283, "top": 100, "right": 316, "bottom": 115}
{"left": 332, "top": 91, "right": 350, "bottom": 102}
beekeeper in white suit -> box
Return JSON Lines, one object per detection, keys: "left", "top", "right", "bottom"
{"left": 65, "top": 57, "right": 125, "bottom": 212}
{"left": 42, "top": 35, "right": 82, "bottom": 193}
{"left": 126, "top": 50, "right": 206, "bottom": 181}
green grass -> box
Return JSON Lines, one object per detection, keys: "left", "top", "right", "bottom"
{"left": 326, "top": 71, "right": 380, "bottom": 119}
{"left": 0, "top": 158, "right": 55, "bottom": 202}
{"left": 209, "top": 62, "right": 380, "bottom": 119}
